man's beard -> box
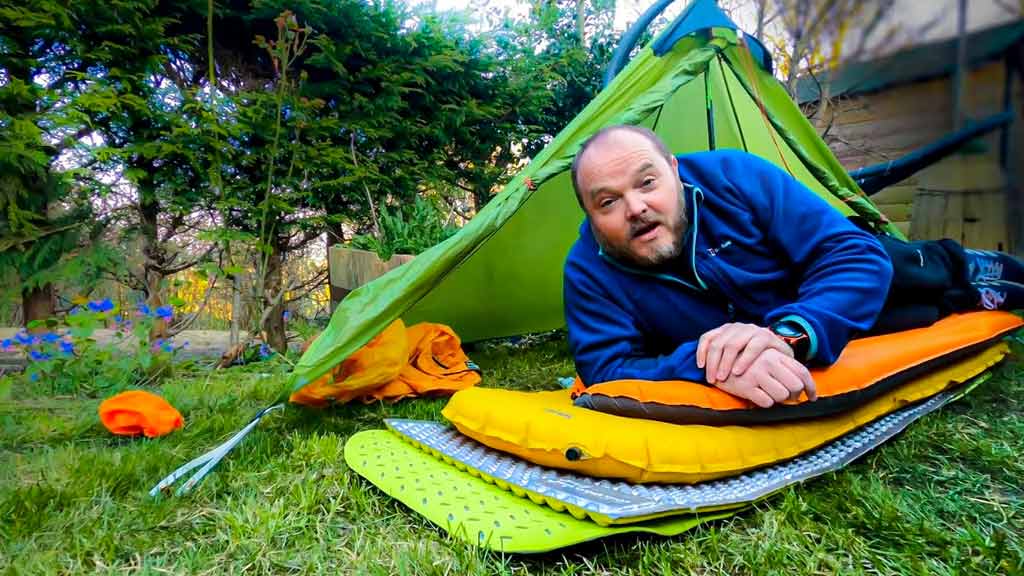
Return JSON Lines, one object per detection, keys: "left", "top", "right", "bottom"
{"left": 595, "top": 190, "right": 688, "bottom": 268}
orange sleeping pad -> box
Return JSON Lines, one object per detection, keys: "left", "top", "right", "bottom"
{"left": 571, "top": 311, "right": 1023, "bottom": 426}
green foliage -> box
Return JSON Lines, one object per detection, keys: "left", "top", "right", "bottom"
{"left": 2, "top": 299, "right": 184, "bottom": 396}
{"left": 490, "top": 0, "right": 622, "bottom": 158}
{"left": 0, "top": 0, "right": 195, "bottom": 311}
{"left": 350, "top": 197, "right": 458, "bottom": 260}
{"left": 0, "top": 0, "right": 622, "bottom": 337}
{"left": 0, "top": 10, "right": 89, "bottom": 299}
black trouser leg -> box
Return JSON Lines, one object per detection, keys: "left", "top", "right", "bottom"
{"left": 868, "top": 236, "right": 978, "bottom": 335}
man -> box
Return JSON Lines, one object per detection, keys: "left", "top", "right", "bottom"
{"left": 563, "top": 125, "right": 1024, "bottom": 408}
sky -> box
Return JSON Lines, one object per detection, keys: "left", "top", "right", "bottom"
{"left": 429, "top": 0, "right": 1020, "bottom": 48}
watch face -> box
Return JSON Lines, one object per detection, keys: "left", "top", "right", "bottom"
{"left": 772, "top": 322, "right": 804, "bottom": 339}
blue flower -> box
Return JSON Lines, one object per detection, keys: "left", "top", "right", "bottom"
{"left": 87, "top": 298, "right": 114, "bottom": 313}
{"left": 282, "top": 310, "right": 291, "bottom": 321}
{"left": 28, "top": 349, "right": 52, "bottom": 361}
{"left": 59, "top": 340, "right": 75, "bottom": 355}
{"left": 41, "top": 332, "right": 59, "bottom": 343}
{"left": 14, "top": 332, "right": 32, "bottom": 345}
{"left": 259, "top": 343, "right": 272, "bottom": 359}
{"left": 137, "top": 304, "right": 152, "bottom": 317}
{"left": 70, "top": 306, "right": 82, "bottom": 316}
{"left": 155, "top": 306, "right": 173, "bottom": 320}
{"left": 1, "top": 339, "right": 12, "bottom": 349}
{"left": 161, "top": 342, "right": 174, "bottom": 353}
{"left": 182, "top": 341, "right": 190, "bottom": 348}
{"left": 29, "top": 372, "right": 39, "bottom": 382}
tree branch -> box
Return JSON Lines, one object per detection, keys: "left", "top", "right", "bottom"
{"left": 350, "top": 132, "right": 381, "bottom": 240}
{"left": 153, "top": 245, "right": 216, "bottom": 276}
{"left": 283, "top": 269, "right": 329, "bottom": 304}
{"left": 166, "top": 275, "right": 219, "bottom": 337}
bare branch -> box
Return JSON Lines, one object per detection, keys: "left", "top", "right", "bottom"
{"left": 286, "top": 228, "right": 323, "bottom": 252}
{"left": 350, "top": 132, "right": 381, "bottom": 240}
{"left": 153, "top": 245, "right": 217, "bottom": 276}
{"left": 283, "top": 269, "right": 329, "bottom": 303}
{"left": 159, "top": 213, "right": 186, "bottom": 244}
{"left": 166, "top": 275, "right": 219, "bottom": 337}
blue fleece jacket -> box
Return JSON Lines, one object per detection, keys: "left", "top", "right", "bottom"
{"left": 563, "top": 149, "right": 893, "bottom": 385}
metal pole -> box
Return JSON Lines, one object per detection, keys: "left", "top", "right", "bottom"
{"left": 952, "top": 0, "right": 968, "bottom": 131}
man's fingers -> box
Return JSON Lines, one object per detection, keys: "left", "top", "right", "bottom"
{"left": 746, "top": 387, "right": 775, "bottom": 408}
{"left": 756, "top": 377, "right": 791, "bottom": 404}
{"left": 714, "top": 328, "right": 754, "bottom": 382}
{"left": 696, "top": 326, "right": 723, "bottom": 368}
{"left": 795, "top": 362, "right": 817, "bottom": 401}
{"left": 702, "top": 328, "right": 731, "bottom": 383}
{"left": 730, "top": 338, "right": 766, "bottom": 377}
{"left": 704, "top": 336, "right": 724, "bottom": 383}
{"left": 774, "top": 355, "right": 818, "bottom": 401}
{"left": 767, "top": 359, "right": 805, "bottom": 401}
{"left": 732, "top": 331, "right": 792, "bottom": 376}
{"left": 730, "top": 333, "right": 780, "bottom": 376}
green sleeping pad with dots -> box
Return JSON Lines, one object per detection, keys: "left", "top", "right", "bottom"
{"left": 344, "top": 429, "right": 731, "bottom": 553}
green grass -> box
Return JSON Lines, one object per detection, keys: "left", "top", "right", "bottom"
{"left": 1, "top": 335, "right": 1022, "bottom": 575}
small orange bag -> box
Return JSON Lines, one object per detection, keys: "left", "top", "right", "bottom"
{"left": 99, "top": 390, "right": 184, "bottom": 437}
{"left": 290, "top": 320, "right": 481, "bottom": 406}
{"left": 368, "top": 322, "right": 481, "bottom": 402}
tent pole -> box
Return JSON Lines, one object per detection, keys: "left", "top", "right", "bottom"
{"left": 718, "top": 55, "right": 748, "bottom": 152}
{"left": 705, "top": 68, "right": 716, "bottom": 150}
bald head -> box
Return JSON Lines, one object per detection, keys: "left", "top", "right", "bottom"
{"left": 570, "top": 125, "right": 673, "bottom": 209}
{"left": 570, "top": 124, "right": 686, "bottom": 268}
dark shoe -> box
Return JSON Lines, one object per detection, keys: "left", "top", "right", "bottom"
{"left": 965, "top": 249, "right": 1024, "bottom": 283}
{"left": 973, "top": 280, "right": 1024, "bottom": 311}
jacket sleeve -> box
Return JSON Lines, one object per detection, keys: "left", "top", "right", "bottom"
{"left": 564, "top": 255, "right": 706, "bottom": 384}
{"left": 725, "top": 152, "right": 892, "bottom": 365}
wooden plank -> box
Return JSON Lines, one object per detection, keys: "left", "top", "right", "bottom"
{"left": 909, "top": 191, "right": 941, "bottom": 240}
{"left": 875, "top": 202, "right": 912, "bottom": 222}
{"left": 918, "top": 156, "right": 1006, "bottom": 191}
{"left": 871, "top": 184, "right": 917, "bottom": 205}
{"left": 328, "top": 246, "right": 414, "bottom": 293}
{"left": 962, "top": 190, "right": 1010, "bottom": 250}
{"left": 942, "top": 192, "right": 965, "bottom": 242}
{"left": 825, "top": 61, "right": 1009, "bottom": 171}
{"left": 1008, "top": 84, "right": 1024, "bottom": 256}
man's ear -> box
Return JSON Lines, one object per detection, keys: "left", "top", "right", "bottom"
{"left": 668, "top": 154, "right": 678, "bottom": 171}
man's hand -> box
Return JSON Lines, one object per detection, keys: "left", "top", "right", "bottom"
{"left": 696, "top": 322, "right": 795, "bottom": 384}
{"left": 713, "top": 348, "right": 817, "bottom": 408}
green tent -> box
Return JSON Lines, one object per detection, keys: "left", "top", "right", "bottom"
{"left": 152, "top": 0, "right": 904, "bottom": 496}
{"left": 290, "top": 0, "right": 899, "bottom": 394}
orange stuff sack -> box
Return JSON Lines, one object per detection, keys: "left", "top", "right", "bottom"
{"left": 572, "top": 311, "right": 1023, "bottom": 426}
{"left": 99, "top": 390, "right": 184, "bottom": 438}
{"left": 290, "top": 319, "right": 408, "bottom": 406}
{"left": 290, "top": 320, "right": 480, "bottom": 406}
{"left": 368, "top": 322, "right": 481, "bottom": 402}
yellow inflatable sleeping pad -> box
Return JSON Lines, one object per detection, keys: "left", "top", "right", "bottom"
{"left": 442, "top": 343, "right": 1010, "bottom": 484}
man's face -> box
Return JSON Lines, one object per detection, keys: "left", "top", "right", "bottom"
{"left": 576, "top": 130, "right": 686, "bottom": 267}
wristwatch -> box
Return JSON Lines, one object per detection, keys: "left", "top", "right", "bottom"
{"left": 770, "top": 319, "right": 810, "bottom": 362}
